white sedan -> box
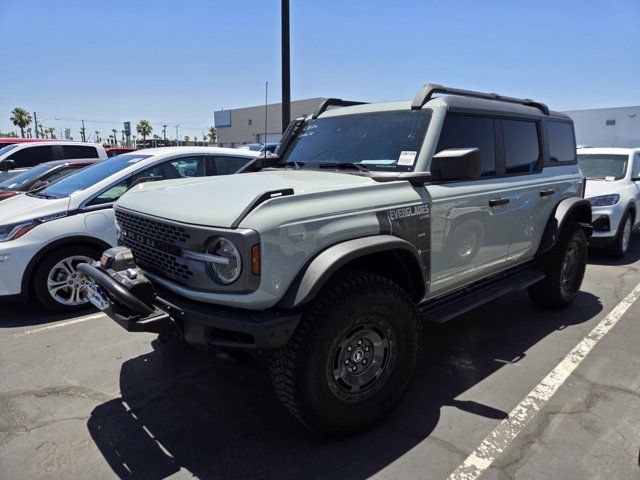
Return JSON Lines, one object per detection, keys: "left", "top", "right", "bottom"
{"left": 0, "top": 147, "right": 258, "bottom": 312}
{"left": 578, "top": 147, "right": 640, "bottom": 257}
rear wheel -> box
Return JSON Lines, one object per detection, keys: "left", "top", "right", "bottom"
{"left": 528, "top": 222, "right": 587, "bottom": 308}
{"left": 606, "top": 212, "right": 634, "bottom": 258}
{"left": 32, "top": 246, "right": 101, "bottom": 313}
{"left": 269, "top": 270, "right": 421, "bottom": 437}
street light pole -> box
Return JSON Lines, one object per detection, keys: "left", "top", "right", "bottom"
{"left": 281, "top": 0, "right": 290, "bottom": 132}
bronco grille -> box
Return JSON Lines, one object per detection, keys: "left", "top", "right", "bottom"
{"left": 115, "top": 209, "right": 194, "bottom": 281}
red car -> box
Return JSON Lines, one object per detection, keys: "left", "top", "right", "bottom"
{"left": 105, "top": 147, "right": 137, "bottom": 157}
{"left": 0, "top": 138, "right": 58, "bottom": 149}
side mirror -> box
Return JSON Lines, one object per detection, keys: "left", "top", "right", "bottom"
{"left": 0, "top": 159, "right": 15, "bottom": 171}
{"left": 31, "top": 180, "right": 50, "bottom": 190}
{"left": 429, "top": 148, "right": 482, "bottom": 181}
{"left": 632, "top": 177, "right": 640, "bottom": 182}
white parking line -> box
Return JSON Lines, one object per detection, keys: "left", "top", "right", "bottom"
{"left": 0, "top": 313, "right": 105, "bottom": 342}
{"left": 447, "top": 280, "right": 640, "bottom": 480}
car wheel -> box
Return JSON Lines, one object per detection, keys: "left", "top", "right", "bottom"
{"left": 32, "top": 246, "right": 101, "bottom": 313}
{"left": 606, "top": 212, "right": 634, "bottom": 258}
{"left": 269, "top": 270, "right": 421, "bottom": 437}
{"left": 528, "top": 222, "right": 587, "bottom": 308}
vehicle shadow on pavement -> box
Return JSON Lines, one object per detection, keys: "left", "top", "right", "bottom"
{"left": 588, "top": 233, "right": 640, "bottom": 266}
{"left": 0, "top": 302, "right": 95, "bottom": 328}
{"left": 86, "top": 290, "right": 602, "bottom": 480}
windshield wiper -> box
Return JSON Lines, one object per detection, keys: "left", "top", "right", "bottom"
{"left": 318, "top": 162, "right": 370, "bottom": 172}
{"left": 33, "top": 192, "right": 59, "bottom": 199}
{"left": 282, "top": 161, "right": 305, "bottom": 170}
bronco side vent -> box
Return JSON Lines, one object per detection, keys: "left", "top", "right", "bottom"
{"left": 231, "top": 189, "right": 295, "bottom": 229}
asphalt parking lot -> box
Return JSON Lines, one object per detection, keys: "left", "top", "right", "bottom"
{"left": 1, "top": 236, "right": 640, "bottom": 480}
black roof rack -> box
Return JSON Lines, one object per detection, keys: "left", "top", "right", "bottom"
{"left": 312, "top": 98, "right": 368, "bottom": 119}
{"left": 411, "top": 83, "right": 550, "bottom": 115}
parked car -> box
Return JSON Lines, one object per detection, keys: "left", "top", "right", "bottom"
{"left": 0, "top": 141, "right": 107, "bottom": 181}
{"left": 0, "top": 147, "right": 258, "bottom": 313}
{"left": 80, "top": 84, "right": 591, "bottom": 436}
{"left": 0, "top": 138, "right": 59, "bottom": 149}
{"left": 578, "top": 147, "right": 640, "bottom": 256}
{"left": 236, "top": 143, "right": 279, "bottom": 154}
{"left": 106, "top": 147, "right": 137, "bottom": 157}
{"left": 0, "top": 159, "right": 101, "bottom": 201}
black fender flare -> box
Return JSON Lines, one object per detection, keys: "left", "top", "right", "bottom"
{"left": 20, "top": 235, "right": 112, "bottom": 299}
{"left": 536, "top": 197, "right": 592, "bottom": 256}
{"left": 278, "top": 235, "right": 427, "bottom": 309}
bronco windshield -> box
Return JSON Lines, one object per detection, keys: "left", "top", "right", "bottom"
{"left": 578, "top": 154, "right": 628, "bottom": 180}
{"left": 33, "top": 154, "right": 151, "bottom": 198}
{"left": 280, "top": 110, "right": 431, "bottom": 172}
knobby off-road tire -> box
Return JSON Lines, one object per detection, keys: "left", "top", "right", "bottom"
{"left": 269, "top": 270, "right": 421, "bottom": 437}
{"left": 528, "top": 222, "right": 588, "bottom": 308}
{"left": 606, "top": 211, "right": 634, "bottom": 258}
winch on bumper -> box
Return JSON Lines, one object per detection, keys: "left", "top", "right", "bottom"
{"left": 77, "top": 247, "right": 301, "bottom": 350}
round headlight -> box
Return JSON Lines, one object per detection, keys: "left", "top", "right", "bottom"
{"left": 206, "top": 237, "right": 242, "bottom": 284}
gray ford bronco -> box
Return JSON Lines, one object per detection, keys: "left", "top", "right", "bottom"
{"left": 80, "top": 84, "right": 592, "bottom": 436}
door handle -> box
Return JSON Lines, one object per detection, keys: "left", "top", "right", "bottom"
{"left": 539, "top": 188, "right": 556, "bottom": 197}
{"left": 489, "top": 197, "right": 510, "bottom": 207}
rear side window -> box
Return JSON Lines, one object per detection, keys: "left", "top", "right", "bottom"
{"left": 43, "top": 166, "right": 84, "bottom": 184}
{"left": 214, "top": 155, "right": 252, "bottom": 175}
{"left": 436, "top": 115, "right": 496, "bottom": 176}
{"left": 548, "top": 121, "right": 576, "bottom": 163}
{"left": 503, "top": 120, "right": 541, "bottom": 174}
{"left": 63, "top": 145, "right": 99, "bottom": 159}
{"left": 8, "top": 145, "right": 55, "bottom": 168}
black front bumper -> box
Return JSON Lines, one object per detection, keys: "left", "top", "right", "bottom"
{"left": 79, "top": 263, "right": 300, "bottom": 350}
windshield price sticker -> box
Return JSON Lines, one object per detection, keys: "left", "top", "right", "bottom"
{"left": 398, "top": 151, "right": 417, "bottom": 166}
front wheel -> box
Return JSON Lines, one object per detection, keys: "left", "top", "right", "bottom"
{"left": 606, "top": 212, "right": 634, "bottom": 258}
{"left": 528, "top": 222, "right": 587, "bottom": 308}
{"left": 269, "top": 270, "right": 421, "bottom": 437}
{"left": 32, "top": 245, "right": 101, "bottom": 313}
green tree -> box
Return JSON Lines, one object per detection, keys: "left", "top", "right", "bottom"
{"left": 47, "top": 127, "right": 56, "bottom": 139}
{"left": 79, "top": 127, "right": 86, "bottom": 142}
{"left": 26, "top": 127, "right": 32, "bottom": 138}
{"left": 184, "top": 135, "right": 190, "bottom": 143}
{"left": 207, "top": 126, "right": 217, "bottom": 143}
{"left": 10, "top": 107, "right": 32, "bottom": 138}
{"left": 95, "top": 130, "right": 100, "bottom": 142}
{"left": 136, "top": 120, "right": 152, "bottom": 146}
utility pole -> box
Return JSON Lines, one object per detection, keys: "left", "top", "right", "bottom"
{"left": 281, "top": 0, "right": 290, "bottom": 131}
{"left": 33, "top": 112, "right": 39, "bottom": 138}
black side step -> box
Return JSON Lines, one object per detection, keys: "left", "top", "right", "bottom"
{"left": 419, "top": 268, "right": 544, "bottom": 324}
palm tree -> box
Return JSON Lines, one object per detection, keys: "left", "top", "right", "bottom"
{"left": 136, "top": 120, "right": 152, "bottom": 147}
{"left": 184, "top": 135, "right": 190, "bottom": 143}
{"left": 79, "top": 127, "right": 86, "bottom": 142}
{"left": 95, "top": 130, "right": 100, "bottom": 142}
{"left": 10, "top": 107, "right": 32, "bottom": 138}
{"left": 111, "top": 128, "right": 118, "bottom": 146}
{"left": 26, "top": 128, "right": 32, "bottom": 138}
{"left": 47, "top": 127, "right": 56, "bottom": 139}
{"left": 207, "top": 126, "right": 217, "bottom": 144}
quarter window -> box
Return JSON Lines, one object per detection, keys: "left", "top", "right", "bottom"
{"left": 548, "top": 121, "right": 575, "bottom": 163}
{"left": 503, "top": 120, "right": 540, "bottom": 174}
{"left": 435, "top": 115, "right": 496, "bottom": 176}
{"left": 62, "top": 145, "right": 99, "bottom": 159}
{"left": 214, "top": 156, "right": 252, "bottom": 175}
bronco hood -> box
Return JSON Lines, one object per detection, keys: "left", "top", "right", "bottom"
{"left": 116, "top": 170, "right": 380, "bottom": 227}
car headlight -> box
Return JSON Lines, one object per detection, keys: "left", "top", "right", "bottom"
{"left": 0, "top": 220, "right": 38, "bottom": 242}
{"left": 588, "top": 194, "right": 620, "bottom": 207}
{"left": 205, "top": 237, "right": 242, "bottom": 284}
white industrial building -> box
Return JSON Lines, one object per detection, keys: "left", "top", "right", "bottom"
{"left": 565, "top": 106, "right": 640, "bottom": 148}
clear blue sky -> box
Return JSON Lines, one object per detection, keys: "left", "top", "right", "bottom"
{"left": 1, "top": 0, "right": 639, "bottom": 139}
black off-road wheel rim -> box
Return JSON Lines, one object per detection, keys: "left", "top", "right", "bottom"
{"left": 560, "top": 239, "right": 581, "bottom": 296}
{"left": 327, "top": 318, "right": 398, "bottom": 403}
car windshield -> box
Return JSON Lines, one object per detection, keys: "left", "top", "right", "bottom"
{"left": 279, "top": 110, "right": 430, "bottom": 172}
{"left": 0, "top": 144, "right": 21, "bottom": 156}
{"left": 578, "top": 154, "right": 628, "bottom": 180}
{"left": 34, "top": 154, "right": 151, "bottom": 198}
{"left": 0, "top": 163, "right": 57, "bottom": 191}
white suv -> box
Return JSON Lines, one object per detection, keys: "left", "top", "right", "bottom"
{"left": 0, "top": 141, "right": 108, "bottom": 180}
{"left": 578, "top": 147, "right": 640, "bottom": 256}
{"left": 0, "top": 147, "right": 258, "bottom": 312}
